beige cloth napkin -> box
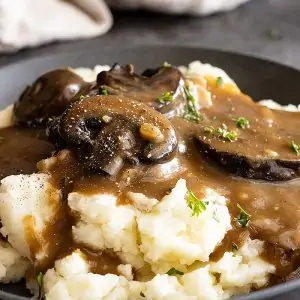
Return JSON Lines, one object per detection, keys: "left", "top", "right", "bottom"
{"left": 0, "top": 0, "right": 250, "bottom": 52}
{"left": 107, "top": 0, "right": 250, "bottom": 15}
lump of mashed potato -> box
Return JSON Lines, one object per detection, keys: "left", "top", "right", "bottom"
{"left": 0, "top": 173, "right": 62, "bottom": 260}
{"left": 44, "top": 238, "right": 275, "bottom": 300}
{"left": 210, "top": 238, "right": 276, "bottom": 295}
{"left": 44, "top": 250, "right": 121, "bottom": 300}
{"left": 70, "top": 179, "right": 231, "bottom": 274}
{"left": 0, "top": 241, "right": 30, "bottom": 283}
{"left": 137, "top": 179, "right": 231, "bottom": 273}
{"left": 69, "top": 193, "right": 144, "bottom": 269}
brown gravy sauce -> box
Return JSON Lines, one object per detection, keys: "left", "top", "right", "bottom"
{"left": 1, "top": 85, "right": 300, "bottom": 285}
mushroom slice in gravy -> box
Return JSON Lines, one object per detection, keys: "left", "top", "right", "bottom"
{"left": 195, "top": 87, "right": 300, "bottom": 181}
{"left": 95, "top": 63, "right": 186, "bottom": 118}
{"left": 51, "top": 95, "right": 177, "bottom": 175}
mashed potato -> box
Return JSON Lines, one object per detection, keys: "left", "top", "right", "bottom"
{"left": 0, "top": 61, "right": 278, "bottom": 298}
{"left": 137, "top": 180, "right": 231, "bottom": 273}
{"left": 69, "top": 192, "right": 144, "bottom": 269}
{"left": 43, "top": 241, "right": 274, "bottom": 300}
{"left": 0, "top": 173, "right": 62, "bottom": 260}
{"left": 0, "top": 172, "right": 275, "bottom": 298}
{"left": 70, "top": 179, "right": 231, "bottom": 274}
{"left": 0, "top": 241, "right": 30, "bottom": 283}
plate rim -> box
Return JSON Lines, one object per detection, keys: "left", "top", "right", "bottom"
{"left": 0, "top": 45, "right": 299, "bottom": 73}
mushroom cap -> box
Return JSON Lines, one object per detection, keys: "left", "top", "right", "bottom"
{"left": 14, "top": 69, "right": 90, "bottom": 126}
{"left": 95, "top": 64, "right": 186, "bottom": 118}
{"left": 51, "top": 95, "right": 178, "bottom": 175}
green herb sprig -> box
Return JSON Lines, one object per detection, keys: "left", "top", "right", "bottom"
{"left": 216, "top": 77, "right": 224, "bottom": 88}
{"left": 186, "top": 189, "right": 207, "bottom": 217}
{"left": 183, "top": 85, "right": 201, "bottom": 123}
{"left": 289, "top": 141, "right": 300, "bottom": 156}
{"left": 157, "top": 91, "right": 174, "bottom": 104}
{"left": 236, "top": 117, "right": 250, "bottom": 129}
{"left": 204, "top": 126, "right": 215, "bottom": 133}
{"left": 37, "top": 272, "right": 44, "bottom": 300}
{"left": 236, "top": 204, "right": 251, "bottom": 228}
{"left": 268, "top": 29, "right": 281, "bottom": 40}
{"left": 99, "top": 88, "right": 108, "bottom": 95}
{"left": 163, "top": 61, "right": 171, "bottom": 67}
{"left": 217, "top": 124, "right": 238, "bottom": 142}
{"left": 166, "top": 268, "right": 184, "bottom": 276}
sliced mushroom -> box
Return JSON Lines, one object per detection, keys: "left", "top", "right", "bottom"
{"left": 52, "top": 95, "right": 177, "bottom": 175}
{"left": 14, "top": 69, "right": 90, "bottom": 126}
{"left": 94, "top": 63, "right": 186, "bottom": 118}
{"left": 194, "top": 91, "right": 300, "bottom": 181}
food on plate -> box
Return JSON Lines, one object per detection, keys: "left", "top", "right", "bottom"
{"left": 0, "top": 60, "right": 299, "bottom": 299}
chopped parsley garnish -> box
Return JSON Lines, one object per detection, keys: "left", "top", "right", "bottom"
{"left": 289, "top": 141, "right": 300, "bottom": 156}
{"left": 79, "top": 95, "right": 85, "bottom": 100}
{"left": 236, "top": 204, "right": 251, "bottom": 228}
{"left": 183, "top": 85, "right": 201, "bottom": 123}
{"left": 140, "top": 291, "right": 146, "bottom": 297}
{"left": 212, "top": 210, "right": 220, "bottom": 223}
{"left": 163, "top": 61, "right": 171, "bottom": 67}
{"left": 232, "top": 242, "right": 238, "bottom": 252}
{"left": 166, "top": 268, "right": 184, "bottom": 276}
{"left": 268, "top": 29, "right": 281, "bottom": 40}
{"left": 236, "top": 117, "right": 250, "bottom": 129}
{"left": 204, "top": 126, "right": 215, "bottom": 133}
{"left": 216, "top": 77, "right": 224, "bottom": 88}
{"left": 186, "top": 189, "right": 207, "bottom": 217}
{"left": 157, "top": 91, "right": 174, "bottom": 104}
{"left": 99, "top": 88, "right": 108, "bottom": 95}
{"left": 217, "top": 124, "right": 238, "bottom": 142}
{"left": 37, "top": 272, "right": 44, "bottom": 300}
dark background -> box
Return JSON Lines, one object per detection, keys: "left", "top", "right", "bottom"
{"left": 0, "top": 0, "right": 299, "bottom": 69}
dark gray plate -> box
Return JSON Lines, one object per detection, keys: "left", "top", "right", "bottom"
{"left": 0, "top": 46, "right": 300, "bottom": 300}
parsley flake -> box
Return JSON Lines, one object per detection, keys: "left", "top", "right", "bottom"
{"left": 212, "top": 210, "right": 220, "bottom": 223}
{"left": 183, "top": 85, "right": 201, "bottom": 123}
{"left": 37, "top": 272, "right": 44, "bottom": 300}
{"left": 216, "top": 77, "right": 224, "bottom": 88}
{"left": 157, "top": 91, "right": 174, "bottom": 104}
{"left": 236, "top": 117, "right": 250, "bottom": 129}
{"left": 204, "top": 126, "right": 215, "bottom": 134}
{"left": 217, "top": 124, "right": 238, "bottom": 142}
{"left": 166, "top": 268, "right": 184, "bottom": 276}
{"left": 79, "top": 95, "right": 85, "bottom": 100}
{"left": 268, "top": 29, "right": 281, "bottom": 40}
{"left": 236, "top": 204, "right": 251, "bottom": 228}
{"left": 140, "top": 291, "right": 146, "bottom": 297}
{"left": 289, "top": 141, "right": 300, "bottom": 156}
{"left": 99, "top": 88, "right": 108, "bottom": 95}
{"left": 186, "top": 189, "right": 207, "bottom": 217}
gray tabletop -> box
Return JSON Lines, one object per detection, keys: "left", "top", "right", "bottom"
{"left": 0, "top": 0, "right": 299, "bottom": 69}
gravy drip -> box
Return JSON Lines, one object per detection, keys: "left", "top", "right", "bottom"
{"left": 0, "top": 126, "right": 54, "bottom": 179}
{"left": 1, "top": 83, "right": 300, "bottom": 285}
